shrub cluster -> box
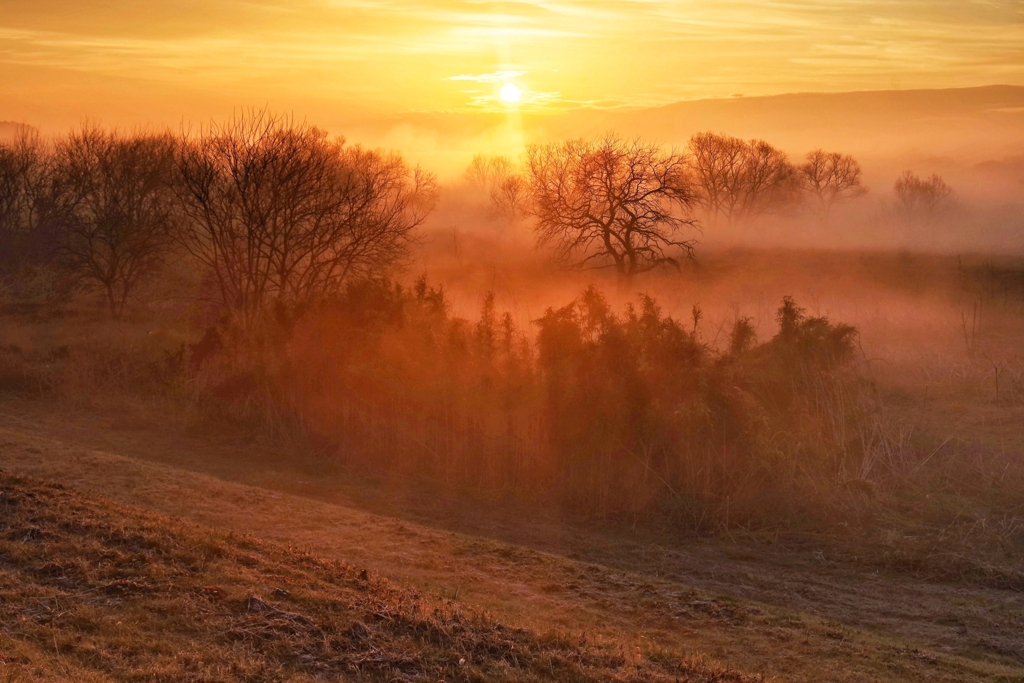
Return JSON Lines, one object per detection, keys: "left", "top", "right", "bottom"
{"left": 189, "top": 279, "right": 861, "bottom": 525}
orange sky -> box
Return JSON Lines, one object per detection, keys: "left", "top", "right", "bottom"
{"left": 2, "top": 1, "right": 1023, "bottom": 131}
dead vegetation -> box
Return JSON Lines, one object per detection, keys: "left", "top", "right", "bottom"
{"left": 0, "top": 278, "right": 870, "bottom": 528}
{"left": 0, "top": 413, "right": 1021, "bottom": 683}
{"left": 1, "top": 251, "right": 1022, "bottom": 563}
{"left": 0, "top": 469, "right": 764, "bottom": 682}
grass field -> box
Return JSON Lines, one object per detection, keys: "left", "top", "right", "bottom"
{"left": 1, "top": 249, "right": 1023, "bottom": 681}
{"left": 0, "top": 465, "right": 770, "bottom": 682}
{"left": 1, "top": 397, "right": 1022, "bottom": 682}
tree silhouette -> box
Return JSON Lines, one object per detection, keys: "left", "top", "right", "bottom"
{"left": 894, "top": 171, "right": 952, "bottom": 222}
{"left": 688, "top": 132, "right": 798, "bottom": 227}
{"left": 526, "top": 135, "right": 697, "bottom": 284}
{"left": 465, "top": 153, "right": 515, "bottom": 187}
{"left": 800, "top": 149, "right": 866, "bottom": 220}
{"left": 175, "top": 110, "right": 436, "bottom": 323}
{"left": 0, "top": 130, "right": 52, "bottom": 269}
{"left": 465, "top": 154, "right": 528, "bottom": 222}
{"left": 50, "top": 127, "right": 177, "bottom": 319}
{"left": 0, "top": 138, "right": 32, "bottom": 266}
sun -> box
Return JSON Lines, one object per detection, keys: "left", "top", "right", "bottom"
{"left": 499, "top": 83, "right": 522, "bottom": 103}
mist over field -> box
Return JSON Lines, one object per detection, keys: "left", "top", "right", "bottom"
{"left": 3, "top": 2, "right": 1024, "bottom": 681}
{"left": 7, "top": 84, "right": 1023, "bottom": 256}
{"left": 375, "top": 86, "right": 1023, "bottom": 258}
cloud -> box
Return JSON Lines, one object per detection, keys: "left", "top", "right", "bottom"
{"left": 466, "top": 88, "right": 561, "bottom": 109}
{"left": 449, "top": 70, "right": 527, "bottom": 83}
{"left": 0, "top": 0, "right": 1022, "bottom": 125}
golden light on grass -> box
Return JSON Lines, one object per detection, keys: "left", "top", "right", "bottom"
{"left": 499, "top": 83, "right": 522, "bottom": 104}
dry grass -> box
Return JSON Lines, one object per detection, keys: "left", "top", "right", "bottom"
{"left": 0, "top": 469, "right": 762, "bottom": 683}
{"left": 1, "top": 409, "right": 1022, "bottom": 683}
{"left": 2, "top": 249, "right": 1024, "bottom": 680}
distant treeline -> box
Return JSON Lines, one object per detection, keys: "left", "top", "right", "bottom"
{"left": 2, "top": 112, "right": 952, "bottom": 319}
{"left": 470, "top": 134, "right": 867, "bottom": 229}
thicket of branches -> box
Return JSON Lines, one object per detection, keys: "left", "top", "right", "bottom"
{"left": 526, "top": 136, "right": 697, "bottom": 283}
{"left": 687, "top": 132, "right": 800, "bottom": 227}
{"left": 176, "top": 112, "right": 436, "bottom": 323}
{"left": 53, "top": 128, "right": 179, "bottom": 319}
{"left": 0, "top": 131, "right": 46, "bottom": 267}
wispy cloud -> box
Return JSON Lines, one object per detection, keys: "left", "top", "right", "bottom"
{"left": 466, "top": 87, "right": 561, "bottom": 109}
{"left": 0, "top": 0, "right": 1022, "bottom": 121}
{"left": 449, "top": 70, "right": 526, "bottom": 82}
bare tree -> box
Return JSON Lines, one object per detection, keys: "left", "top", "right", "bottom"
{"left": 526, "top": 135, "right": 697, "bottom": 283}
{"left": 175, "top": 111, "right": 436, "bottom": 323}
{"left": 491, "top": 173, "right": 529, "bottom": 223}
{"left": 894, "top": 171, "right": 952, "bottom": 221}
{"left": 465, "top": 153, "right": 528, "bottom": 222}
{"left": 50, "top": 127, "right": 177, "bottom": 319}
{"left": 800, "top": 149, "right": 866, "bottom": 220}
{"left": 0, "top": 130, "right": 49, "bottom": 268}
{"left": 687, "top": 132, "right": 745, "bottom": 225}
{"left": 465, "top": 154, "right": 515, "bottom": 187}
{"left": 0, "top": 137, "right": 33, "bottom": 264}
{"left": 688, "top": 132, "right": 798, "bottom": 227}
{"left": 741, "top": 139, "right": 800, "bottom": 220}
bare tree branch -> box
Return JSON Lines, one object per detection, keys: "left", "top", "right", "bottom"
{"left": 174, "top": 110, "right": 437, "bottom": 324}
{"left": 526, "top": 135, "right": 698, "bottom": 285}
{"left": 688, "top": 132, "right": 799, "bottom": 227}
{"left": 49, "top": 126, "right": 177, "bottom": 319}
{"left": 800, "top": 149, "right": 866, "bottom": 220}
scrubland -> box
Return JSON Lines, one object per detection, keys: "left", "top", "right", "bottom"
{"left": 1, "top": 117, "right": 1023, "bottom": 680}
{"left": 1, "top": 246, "right": 1023, "bottom": 681}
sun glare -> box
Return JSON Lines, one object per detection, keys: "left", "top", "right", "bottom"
{"left": 499, "top": 83, "right": 522, "bottom": 103}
